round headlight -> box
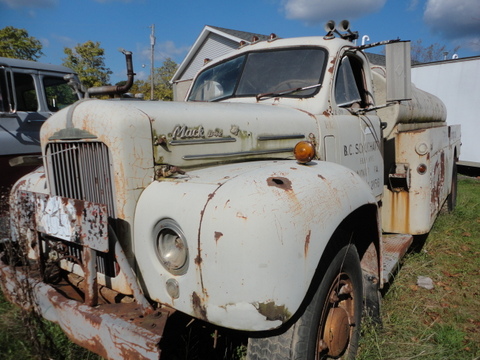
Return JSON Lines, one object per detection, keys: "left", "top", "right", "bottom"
{"left": 154, "top": 219, "right": 189, "bottom": 275}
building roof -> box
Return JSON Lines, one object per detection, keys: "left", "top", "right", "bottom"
{"left": 365, "top": 52, "right": 386, "bottom": 66}
{"left": 207, "top": 25, "right": 270, "bottom": 43}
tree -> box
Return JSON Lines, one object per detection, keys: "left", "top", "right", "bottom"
{"left": 130, "top": 58, "right": 178, "bottom": 101}
{"left": 62, "top": 41, "right": 112, "bottom": 88}
{"left": 410, "top": 39, "right": 460, "bottom": 63}
{"left": 154, "top": 58, "right": 178, "bottom": 101}
{"left": 0, "top": 26, "right": 44, "bottom": 60}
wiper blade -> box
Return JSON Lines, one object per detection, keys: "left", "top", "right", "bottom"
{"left": 256, "top": 83, "right": 322, "bottom": 101}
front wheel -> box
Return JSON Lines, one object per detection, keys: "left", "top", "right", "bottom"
{"left": 247, "top": 244, "right": 363, "bottom": 360}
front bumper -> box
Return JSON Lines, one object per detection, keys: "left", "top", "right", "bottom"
{"left": 0, "top": 258, "right": 171, "bottom": 360}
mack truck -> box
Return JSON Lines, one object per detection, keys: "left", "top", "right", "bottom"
{"left": 0, "top": 21, "right": 460, "bottom": 360}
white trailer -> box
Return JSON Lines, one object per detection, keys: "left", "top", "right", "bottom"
{"left": 412, "top": 56, "right": 480, "bottom": 171}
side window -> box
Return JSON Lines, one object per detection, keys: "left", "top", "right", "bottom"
{"left": 334, "top": 56, "right": 365, "bottom": 108}
{"left": 13, "top": 72, "right": 38, "bottom": 111}
{"left": 43, "top": 76, "right": 77, "bottom": 111}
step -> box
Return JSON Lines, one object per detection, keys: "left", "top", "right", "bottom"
{"left": 382, "top": 233, "right": 414, "bottom": 283}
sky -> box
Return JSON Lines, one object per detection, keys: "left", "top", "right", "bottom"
{"left": 1, "top": 0, "right": 479, "bottom": 84}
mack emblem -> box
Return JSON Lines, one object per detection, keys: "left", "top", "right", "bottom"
{"left": 171, "top": 125, "right": 224, "bottom": 139}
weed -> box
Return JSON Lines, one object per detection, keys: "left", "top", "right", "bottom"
{"left": 358, "top": 177, "right": 480, "bottom": 360}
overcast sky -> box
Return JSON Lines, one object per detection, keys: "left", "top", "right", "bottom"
{"left": 1, "top": 0, "right": 479, "bottom": 83}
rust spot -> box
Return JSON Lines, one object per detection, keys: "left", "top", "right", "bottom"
{"left": 197, "top": 184, "right": 222, "bottom": 296}
{"left": 73, "top": 198, "right": 85, "bottom": 217}
{"left": 214, "top": 231, "right": 223, "bottom": 242}
{"left": 304, "top": 230, "right": 311, "bottom": 257}
{"left": 267, "top": 177, "right": 292, "bottom": 191}
{"left": 236, "top": 212, "right": 247, "bottom": 220}
{"left": 192, "top": 292, "right": 208, "bottom": 321}
{"left": 257, "top": 301, "right": 291, "bottom": 322}
{"left": 323, "top": 110, "right": 331, "bottom": 117}
{"left": 430, "top": 151, "right": 446, "bottom": 216}
{"left": 317, "top": 174, "right": 326, "bottom": 180}
{"left": 294, "top": 108, "right": 317, "bottom": 119}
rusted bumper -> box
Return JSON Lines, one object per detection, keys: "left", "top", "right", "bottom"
{"left": 0, "top": 259, "right": 171, "bottom": 360}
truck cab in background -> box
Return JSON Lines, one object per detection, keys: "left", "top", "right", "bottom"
{"left": 0, "top": 57, "right": 80, "bottom": 205}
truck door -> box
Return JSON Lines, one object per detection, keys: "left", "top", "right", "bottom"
{"left": 333, "top": 53, "right": 383, "bottom": 199}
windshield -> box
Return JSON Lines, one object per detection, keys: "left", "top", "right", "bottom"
{"left": 188, "top": 47, "right": 327, "bottom": 102}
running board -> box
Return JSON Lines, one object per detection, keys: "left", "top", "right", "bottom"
{"left": 381, "top": 234, "right": 413, "bottom": 283}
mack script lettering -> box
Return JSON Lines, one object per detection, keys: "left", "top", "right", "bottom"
{"left": 171, "top": 125, "right": 224, "bottom": 139}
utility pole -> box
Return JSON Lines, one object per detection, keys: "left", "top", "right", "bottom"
{"left": 150, "top": 24, "right": 155, "bottom": 100}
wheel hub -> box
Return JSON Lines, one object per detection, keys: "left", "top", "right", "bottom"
{"left": 323, "top": 306, "right": 350, "bottom": 357}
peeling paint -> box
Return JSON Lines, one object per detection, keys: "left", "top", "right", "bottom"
{"left": 256, "top": 301, "right": 291, "bottom": 323}
{"left": 214, "top": 231, "right": 223, "bottom": 242}
{"left": 304, "top": 230, "right": 311, "bottom": 257}
{"left": 192, "top": 291, "right": 208, "bottom": 321}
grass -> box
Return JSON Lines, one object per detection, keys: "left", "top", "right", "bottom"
{"left": 1, "top": 177, "right": 479, "bottom": 359}
{"left": 0, "top": 291, "right": 102, "bottom": 360}
{"left": 358, "top": 176, "right": 480, "bottom": 360}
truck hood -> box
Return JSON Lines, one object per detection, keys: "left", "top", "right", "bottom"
{"left": 42, "top": 99, "right": 319, "bottom": 171}
{"left": 138, "top": 100, "right": 319, "bottom": 170}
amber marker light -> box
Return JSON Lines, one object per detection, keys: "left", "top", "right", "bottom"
{"left": 417, "top": 163, "right": 427, "bottom": 175}
{"left": 294, "top": 141, "right": 316, "bottom": 163}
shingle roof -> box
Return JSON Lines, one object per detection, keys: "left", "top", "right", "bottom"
{"left": 366, "top": 52, "right": 386, "bottom": 66}
{"left": 207, "top": 25, "right": 270, "bottom": 42}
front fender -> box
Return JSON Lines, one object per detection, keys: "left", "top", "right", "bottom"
{"left": 134, "top": 160, "right": 376, "bottom": 331}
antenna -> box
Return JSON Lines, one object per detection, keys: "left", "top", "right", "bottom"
{"left": 150, "top": 24, "right": 156, "bottom": 100}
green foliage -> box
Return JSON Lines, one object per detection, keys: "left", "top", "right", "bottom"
{"left": 0, "top": 26, "right": 44, "bottom": 61}
{"left": 0, "top": 291, "right": 101, "bottom": 360}
{"left": 62, "top": 41, "right": 112, "bottom": 89}
{"left": 130, "top": 58, "right": 178, "bottom": 101}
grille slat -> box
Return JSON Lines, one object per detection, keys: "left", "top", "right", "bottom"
{"left": 46, "top": 142, "right": 115, "bottom": 217}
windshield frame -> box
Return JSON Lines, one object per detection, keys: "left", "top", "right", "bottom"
{"left": 187, "top": 46, "right": 328, "bottom": 102}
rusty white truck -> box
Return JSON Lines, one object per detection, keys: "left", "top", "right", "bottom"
{"left": 0, "top": 21, "right": 460, "bottom": 360}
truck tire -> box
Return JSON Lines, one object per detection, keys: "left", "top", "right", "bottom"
{"left": 247, "top": 244, "right": 363, "bottom": 360}
{"left": 447, "top": 160, "right": 458, "bottom": 212}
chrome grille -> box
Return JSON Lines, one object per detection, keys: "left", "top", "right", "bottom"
{"left": 42, "top": 237, "right": 118, "bottom": 277}
{"left": 46, "top": 142, "right": 115, "bottom": 217}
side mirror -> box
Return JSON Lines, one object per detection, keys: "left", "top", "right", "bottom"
{"left": 386, "top": 41, "right": 411, "bottom": 102}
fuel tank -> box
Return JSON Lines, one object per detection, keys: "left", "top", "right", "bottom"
{"left": 371, "top": 66, "right": 447, "bottom": 139}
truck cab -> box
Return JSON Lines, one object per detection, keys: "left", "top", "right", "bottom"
{"left": 0, "top": 57, "right": 80, "bottom": 203}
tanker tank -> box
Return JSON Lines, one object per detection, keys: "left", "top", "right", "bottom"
{"left": 371, "top": 66, "right": 447, "bottom": 139}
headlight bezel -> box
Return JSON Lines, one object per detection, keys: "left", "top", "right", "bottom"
{"left": 153, "top": 219, "right": 189, "bottom": 276}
